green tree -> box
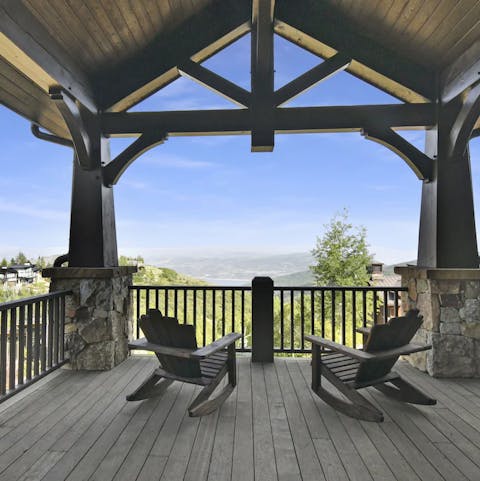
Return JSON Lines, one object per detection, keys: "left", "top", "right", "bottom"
{"left": 15, "top": 252, "right": 29, "bottom": 264}
{"left": 0, "top": 258, "right": 7, "bottom": 267}
{"left": 310, "top": 209, "right": 372, "bottom": 287}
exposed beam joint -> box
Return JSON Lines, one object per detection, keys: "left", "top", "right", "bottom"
{"left": 95, "top": 0, "right": 251, "bottom": 111}
{"left": 178, "top": 60, "right": 250, "bottom": 107}
{"left": 274, "top": 0, "right": 435, "bottom": 102}
{"left": 441, "top": 41, "right": 480, "bottom": 102}
{"left": 50, "top": 87, "right": 99, "bottom": 170}
{"left": 449, "top": 82, "right": 480, "bottom": 160}
{"left": 103, "top": 131, "right": 168, "bottom": 187}
{"left": 101, "top": 103, "right": 435, "bottom": 136}
{"left": 362, "top": 125, "right": 433, "bottom": 181}
{"left": 0, "top": 1, "right": 96, "bottom": 111}
{"left": 274, "top": 53, "right": 351, "bottom": 106}
{"left": 251, "top": 0, "right": 275, "bottom": 151}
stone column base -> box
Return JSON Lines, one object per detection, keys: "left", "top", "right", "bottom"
{"left": 43, "top": 267, "right": 137, "bottom": 370}
{"left": 395, "top": 267, "right": 480, "bottom": 378}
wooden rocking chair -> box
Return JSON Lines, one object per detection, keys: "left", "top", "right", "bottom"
{"left": 305, "top": 309, "right": 436, "bottom": 422}
{"left": 127, "top": 309, "right": 242, "bottom": 417}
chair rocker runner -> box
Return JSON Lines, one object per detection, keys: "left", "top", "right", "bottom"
{"left": 127, "top": 309, "right": 242, "bottom": 417}
{"left": 305, "top": 309, "right": 436, "bottom": 422}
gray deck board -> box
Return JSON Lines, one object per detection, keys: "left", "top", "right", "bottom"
{"left": 0, "top": 356, "right": 479, "bottom": 481}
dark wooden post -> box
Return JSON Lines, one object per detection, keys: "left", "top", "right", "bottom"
{"left": 418, "top": 100, "right": 478, "bottom": 268}
{"left": 251, "top": 276, "right": 274, "bottom": 362}
{"left": 68, "top": 137, "right": 118, "bottom": 267}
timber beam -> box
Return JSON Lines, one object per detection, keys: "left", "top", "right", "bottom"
{"left": 274, "top": 0, "right": 435, "bottom": 103}
{"left": 95, "top": 0, "right": 251, "bottom": 111}
{"left": 449, "top": 82, "right": 480, "bottom": 160}
{"left": 251, "top": 0, "right": 275, "bottom": 151}
{"left": 50, "top": 87, "right": 99, "bottom": 170}
{"left": 178, "top": 60, "right": 250, "bottom": 107}
{"left": 274, "top": 53, "right": 351, "bottom": 107}
{"left": 103, "top": 131, "right": 168, "bottom": 186}
{"left": 0, "top": 0, "right": 96, "bottom": 111}
{"left": 362, "top": 126, "right": 432, "bottom": 181}
{"left": 101, "top": 103, "right": 435, "bottom": 136}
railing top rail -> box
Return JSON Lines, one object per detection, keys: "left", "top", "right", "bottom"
{"left": 129, "top": 285, "right": 251, "bottom": 291}
{"left": 273, "top": 286, "right": 408, "bottom": 292}
{"left": 0, "top": 290, "right": 72, "bottom": 311}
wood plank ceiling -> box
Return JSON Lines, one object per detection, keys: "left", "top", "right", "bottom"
{"left": 1, "top": 0, "right": 480, "bottom": 140}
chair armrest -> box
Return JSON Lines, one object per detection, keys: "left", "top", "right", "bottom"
{"left": 128, "top": 338, "right": 194, "bottom": 359}
{"left": 368, "top": 343, "right": 432, "bottom": 361}
{"left": 304, "top": 335, "right": 373, "bottom": 361}
{"left": 191, "top": 333, "right": 243, "bottom": 359}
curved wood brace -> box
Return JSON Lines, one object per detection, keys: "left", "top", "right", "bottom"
{"left": 102, "top": 131, "right": 167, "bottom": 187}
{"left": 49, "top": 87, "right": 95, "bottom": 170}
{"left": 362, "top": 126, "right": 432, "bottom": 181}
{"left": 313, "top": 385, "right": 384, "bottom": 422}
{"left": 450, "top": 82, "right": 480, "bottom": 160}
{"left": 188, "top": 383, "right": 234, "bottom": 417}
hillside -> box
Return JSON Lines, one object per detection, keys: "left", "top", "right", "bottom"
{"left": 273, "top": 270, "right": 315, "bottom": 286}
{"left": 133, "top": 265, "right": 208, "bottom": 286}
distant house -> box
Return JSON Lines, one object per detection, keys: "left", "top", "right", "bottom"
{"left": 368, "top": 262, "right": 403, "bottom": 322}
{"left": 1, "top": 263, "right": 39, "bottom": 286}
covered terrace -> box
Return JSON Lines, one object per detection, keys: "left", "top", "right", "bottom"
{"left": 1, "top": 0, "right": 480, "bottom": 479}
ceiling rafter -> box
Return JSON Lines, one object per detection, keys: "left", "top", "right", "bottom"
{"left": 274, "top": 0, "right": 436, "bottom": 103}
{"left": 94, "top": 0, "right": 251, "bottom": 112}
{"left": 274, "top": 52, "right": 351, "bottom": 107}
{"left": 178, "top": 59, "right": 251, "bottom": 108}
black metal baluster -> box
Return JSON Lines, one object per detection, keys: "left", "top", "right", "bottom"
{"left": 310, "top": 289, "right": 315, "bottom": 336}
{"left": 9, "top": 308, "right": 17, "bottom": 391}
{"left": 341, "top": 290, "right": 346, "bottom": 345}
{"left": 241, "top": 290, "right": 245, "bottom": 349}
{"left": 300, "top": 290, "right": 305, "bottom": 351}
{"left": 212, "top": 290, "right": 216, "bottom": 341}
{"left": 47, "top": 299, "right": 54, "bottom": 368}
{"left": 18, "top": 305, "right": 25, "bottom": 386}
{"left": 362, "top": 290, "right": 367, "bottom": 327}
{"left": 183, "top": 289, "right": 187, "bottom": 324}
{"left": 383, "top": 289, "right": 388, "bottom": 322}
{"left": 331, "top": 290, "right": 336, "bottom": 342}
{"left": 280, "top": 290, "right": 284, "bottom": 351}
{"left": 136, "top": 288, "right": 140, "bottom": 338}
{"left": 221, "top": 290, "right": 226, "bottom": 336}
{"left": 0, "top": 310, "right": 7, "bottom": 395}
{"left": 394, "top": 290, "right": 399, "bottom": 316}
{"left": 290, "top": 290, "right": 294, "bottom": 352}
{"left": 231, "top": 289, "right": 235, "bottom": 334}
{"left": 352, "top": 291, "right": 357, "bottom": 349}
{"left": 41, "top": 300, "right": 47, "bottom": 372}
{"left": 26, "top": 303, "right": 33, "bottom": 381}
{"left": 321, "top": 290, "right": 325, "bottom": 337}
{"left": 202, "top": 290, "right": 207, "bottom": 347}
{"left": 34, "top": 302, "right": 40, "bottom": 376}
{"left": 373, "top": 290, "right": 378, "bottom": 325}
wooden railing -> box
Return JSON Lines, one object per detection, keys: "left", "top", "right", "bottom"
{"left": 129, "top": 282, "right": 407, "bottom": 355}
{"left": 0, "top": 290, "right": 70, "bottom": 403}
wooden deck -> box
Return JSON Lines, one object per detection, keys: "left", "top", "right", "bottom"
{"left": 0, "top": 356, "right": 479, "bottom": 481}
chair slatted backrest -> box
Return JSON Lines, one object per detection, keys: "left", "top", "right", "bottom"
{"left": 139, "top": 309, "right": 202, "bottom": 378}
{"left": 355, "top": 309, "right": 423, "bottom": 384}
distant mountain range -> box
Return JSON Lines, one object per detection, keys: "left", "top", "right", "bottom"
{"left": 157, "top": 252, "right": 315, "bottom": 282}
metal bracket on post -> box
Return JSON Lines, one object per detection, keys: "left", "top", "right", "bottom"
{"left": 251, "top": 276, "right": 274, "bottom": 362}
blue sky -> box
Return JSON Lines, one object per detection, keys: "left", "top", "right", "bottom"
{"left": 1, "top": 34, "right": 479, "bottom": 265}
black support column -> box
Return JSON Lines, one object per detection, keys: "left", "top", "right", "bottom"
{"left": 69, "top": 137, "right": 118, "bottom": 267}
{"left": 418, "top": 101, "right": 478, "bottom": 268}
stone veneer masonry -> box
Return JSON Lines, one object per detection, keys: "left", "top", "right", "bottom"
{"left": 43, "top": 267, "right": 136, "bottom": 370}
{"left": 395, "top": 266, "right": 480, "bottom": 378}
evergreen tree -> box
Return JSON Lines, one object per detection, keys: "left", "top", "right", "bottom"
{"left": 0, "top": 258, "right": 7, "bottom": 267}
{"left": 310, "top": 209, "right": 372, "bottom": 287}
